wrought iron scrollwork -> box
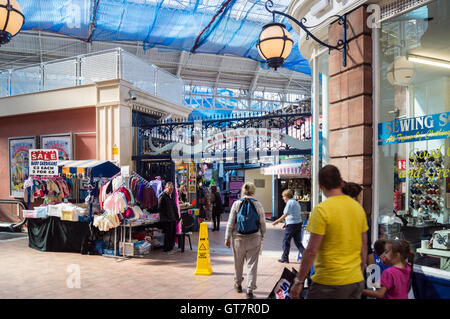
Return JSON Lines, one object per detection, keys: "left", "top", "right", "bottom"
{"left": 264, "top": 0, "right": 348, "bottom": 66}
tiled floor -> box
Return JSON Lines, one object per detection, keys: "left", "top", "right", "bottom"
{"left": 0, "top": 217, "right": 302, "bottom": 299}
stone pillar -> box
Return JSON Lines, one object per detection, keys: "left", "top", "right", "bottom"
{"left": 95, "top": 80, "right": 133, "bottom": 167}
{"left": 328, "top": 6, "right": 373, "bottom": 214}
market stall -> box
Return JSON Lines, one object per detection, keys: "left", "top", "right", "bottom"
{"left": 26, "top": 160, "right": 121, "bottom": 253}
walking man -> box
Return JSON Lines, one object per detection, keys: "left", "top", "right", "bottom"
{"left": 290, "top": 165, "right": 368, "bottom": 299}
{"left": 272, "top": 189, "right": 305, "bottom": 263}
{"left": 157, "top": 182, "right": 179, "bottom": 254}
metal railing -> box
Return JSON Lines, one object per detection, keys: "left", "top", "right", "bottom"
{"left": 0, "top": 48, "right": 185, "bottom": 105}
{"left": 0, "top": 199, "right": 26, "bottom": 221}
{"left": 0, "top": 199, "right": 27, "bottom": 231}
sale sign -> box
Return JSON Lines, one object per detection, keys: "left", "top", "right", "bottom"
{"left": 29, "top": 149, "right": 59, "bottom": 176}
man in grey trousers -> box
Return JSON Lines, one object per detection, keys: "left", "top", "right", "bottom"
{"left": 225, "top": 182, "right": 267, "bottom": 299}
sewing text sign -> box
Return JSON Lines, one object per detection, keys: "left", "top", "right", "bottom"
{"left": 378, "top": 111, "right": 450, "bottom": 145}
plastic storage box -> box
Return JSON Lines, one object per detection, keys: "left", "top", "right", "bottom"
{"left": 103, "top": 248, "right": 119, "bottom": 256}
{"left": 119, "top": 242, "right": 135, "bottom": 256}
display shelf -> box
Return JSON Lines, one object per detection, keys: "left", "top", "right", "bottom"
{"left": 417, "top": 248, "right": 450, "bottom": 271}
{"left": 417, "top": 248, "right": 450, "bottom": 258}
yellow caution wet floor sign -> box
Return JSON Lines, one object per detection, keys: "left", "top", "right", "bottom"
{"left": 194, "top": 223, "right": 213, "bottom": 276}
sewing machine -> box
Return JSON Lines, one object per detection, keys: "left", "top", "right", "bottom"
{"left": 432, "top": 229, "right": 450, "bottom": 250}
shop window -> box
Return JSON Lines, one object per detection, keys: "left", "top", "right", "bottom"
{"left": 377, "top": 0, "right": 450, "bottom": 270}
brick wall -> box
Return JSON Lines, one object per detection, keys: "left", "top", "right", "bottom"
{"left": 328, "top": 5, "right": 373, "bottom": 214}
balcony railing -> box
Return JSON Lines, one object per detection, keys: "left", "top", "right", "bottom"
{"left": 0, "top": 48, "right": 184, "bottom": 105}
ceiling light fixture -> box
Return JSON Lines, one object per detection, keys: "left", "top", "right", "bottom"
{"left": 408, "top": 55, "right": 450, "bottom": 70}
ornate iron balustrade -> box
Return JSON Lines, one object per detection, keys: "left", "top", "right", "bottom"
{"left": 133, "top": 111, "right": 312, "bottom": 163}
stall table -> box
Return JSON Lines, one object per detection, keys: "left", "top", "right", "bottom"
{"left": 28, "top": 216, "right": 91, "bottom": 253}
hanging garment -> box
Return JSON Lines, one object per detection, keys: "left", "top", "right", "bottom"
{"left": 141, "top": 186, "right": 158, "bottom": 209}
{"left": 138, "top": 183, "right": 145, "bottom": 202}
{"left": 150, "top": 179, "right": 163, "bottom": 198}
{"left": 112, "top": 176, "right": 125, "bottom": 192}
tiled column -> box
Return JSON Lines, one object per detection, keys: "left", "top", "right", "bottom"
{"left": 328, "top": 6, "right": 373, "bottom": 214}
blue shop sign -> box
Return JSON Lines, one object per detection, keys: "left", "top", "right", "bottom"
{"left": 378, "top": 111, "right": 450, "bottom": 145}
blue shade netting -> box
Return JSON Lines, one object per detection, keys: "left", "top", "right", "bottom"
{"left": 19, "top": 0, "right": 311, "bottom": 75}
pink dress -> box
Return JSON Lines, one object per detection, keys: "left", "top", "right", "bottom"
{"left": 380, "top": 264, "right": 411, "bottom": 299}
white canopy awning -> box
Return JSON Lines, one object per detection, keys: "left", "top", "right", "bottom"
{"left": 262, "top": 161, "right": 311, "bottom": 178}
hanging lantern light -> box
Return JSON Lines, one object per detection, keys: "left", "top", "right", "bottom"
{"left": 0, "top": 0, "right": 25, "bottom": 45}
{"left": 258, "top": 0, "right": 348, "bottom": 70}
{"left": 257, "top": 23, "right": 293, "bottom": 71}
{"left": 386, "top": 56, "right": 415, "bottom": 86}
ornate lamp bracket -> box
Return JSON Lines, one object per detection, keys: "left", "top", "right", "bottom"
{"left": 265, "top": 0, "right": 348, "bottom": 67}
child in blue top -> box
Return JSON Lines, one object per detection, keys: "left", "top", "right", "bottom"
{"left": 369, "top": 239, "right": 391, "bottom": 273}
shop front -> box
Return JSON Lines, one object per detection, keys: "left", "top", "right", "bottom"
{"left": 375, "top": 0, "right": 450, "bottom": 268}
{"left": 288, "top": 0, "right": 450, "bottom": 297}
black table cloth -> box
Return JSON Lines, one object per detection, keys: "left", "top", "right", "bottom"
{"left": 27, "top": 217, "right": 91, "bottom": 253}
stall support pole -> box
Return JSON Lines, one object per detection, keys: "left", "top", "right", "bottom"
{"left": 27, "top": 186, "right": 31, "bottom": 210}
{"left": 89, "top": 175, "right": 93, "bottom": 220}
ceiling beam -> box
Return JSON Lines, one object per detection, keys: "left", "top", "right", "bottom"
{"left": 176, "top": 51, "right": 188, "bottom": 78}
{"left": 249, "top": 62, "right": 261, "bottom": 94}
{"left": 213, "top": 55, "right": 226, "bottom": 91}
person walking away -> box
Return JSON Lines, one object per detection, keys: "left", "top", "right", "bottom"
{"left": 342, "top": 181, "right": 374, "bottom": 299}
{"left": 211, "top": 185, "right": 223, "bottom": 231}
{"left": 206, "top": 187, "right": 214, "bottom": 221}
{"left": 290, "top": 165, "right": 368, "bottom": 299}
{"left": 157, "top": 182, "right": 179, "bottom": 254}
{"left": 225, "top": 183, "right": 267, "bottom": 299}
{"left": 343, "top": 182, "right": 373, "bottom": 266}
{"left": 362, "top": 240, "right": 414, "bottom": 299}
{"left": 272, "top": 189, "right": 305, "bottom": 263}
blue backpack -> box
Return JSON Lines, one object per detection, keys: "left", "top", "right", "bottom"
{"left": 236, "top": 198, "right": 260, "bottom": 234}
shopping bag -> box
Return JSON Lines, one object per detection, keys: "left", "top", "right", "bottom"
{"left": 301, "top": 219, "right": 310, "bottom": 249}
{"left": 268, "top": 267, "right": 297, "bottom": 299}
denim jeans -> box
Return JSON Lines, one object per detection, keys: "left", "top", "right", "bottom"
{"left": 281, "top": 222, "right": 304, "bottom": 261}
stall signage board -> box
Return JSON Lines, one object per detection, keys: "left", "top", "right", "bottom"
{"left": 279, "top": 155, "right": 307, "bottom": 164}
{"left": 121, "top": 165, "right": 130, "bottom": 177}
{"left": 29, "top": 149, "right": 59, "bottom": 176}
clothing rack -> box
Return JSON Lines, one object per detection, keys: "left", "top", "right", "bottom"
{"left": 130, "top": 171, "right": 153, "bottom": 188}
{"left": 110, "top": 171, "right": 122, "bottom": 180}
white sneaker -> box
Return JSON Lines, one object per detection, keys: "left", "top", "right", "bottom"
{"left": 167, "top": 250, "right": 177, "bottom": 255}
